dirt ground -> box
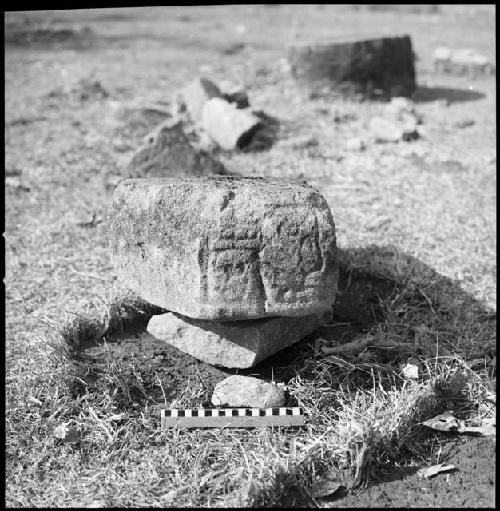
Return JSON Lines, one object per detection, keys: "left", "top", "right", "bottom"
{"left": 328, "top": 436, "right": 496, "bottom": 508}
{"left": 74, "top": 264, "right": 496, "bottom": 508}
{"left": 5, "top": 5, "right": 496, "bottom": 508}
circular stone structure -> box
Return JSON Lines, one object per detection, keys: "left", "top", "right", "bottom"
{"left": 288, "top": 34, "right": 416, "bottom": 98}
{"left": 109, "top": 176, "right": 339, "bottom": 321}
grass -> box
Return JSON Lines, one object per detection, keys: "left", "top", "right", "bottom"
{"left": 5, "top": 5, "right": 496, "bottom": 508}
{"left": 6, "top": 263, "right": 496, "bottom": 506}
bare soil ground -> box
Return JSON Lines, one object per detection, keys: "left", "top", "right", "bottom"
{"left": 5, "top": 5, "right": 496, "bottom": 507}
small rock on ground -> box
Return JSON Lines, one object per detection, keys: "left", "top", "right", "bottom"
{"left": 370, "top": 116, "right": 420, "bottom": 143}
{"left": 211, "top": 375, "right": 285, "bottom": 408}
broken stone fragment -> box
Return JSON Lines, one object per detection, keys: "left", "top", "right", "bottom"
{"left": 201, "top": 97, "right": 263, "bottom": 151}
{"left": 109, "top": 176, "right": 339, "bottom": 320}
{"left": 173, "top": 77, "right": 222, "bottom": 122}
{"left": 433, "top": 46, "right": 495, "bottom": 76}
{"left": 432, "top": 45, "right": 452, "bottom": 72}
{"left": 219, "top": 80, "right": 250, "bottom": 109}
{"left": 449, "top": 49, "right": 495, "bottom": 76}
{"left": 171, "top": 78, "right": 267, "bottom": 151}
{"left": 369, "top": 116, "right": 403, "bottom": 143}
{"left": 211, "top": 375, "right": 285, "bottom": 407}
{"left": 222, "top": 90, "right": 250, "bottom": 109}
{"left": 173, "top": 77, "right": 251, "bottom": 123}
{"left": 127, "top": 120, "right": 227, "bottom": 177}
{"left": 147, "top": 310, "right": 331, "bottom": 368}
{"left": 369, "top": 116, "right": 419, "bottom": 143}
{"left": 288, "top": 34, "right": 416, "bottom": 98}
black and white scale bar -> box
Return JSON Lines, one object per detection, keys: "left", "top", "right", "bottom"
{"left": 161, "top": 407, "right": 304, "bottom": 429}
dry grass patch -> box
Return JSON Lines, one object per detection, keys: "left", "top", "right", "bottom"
{"left": 6, "top": 275, "right": 495, "bottom": 506}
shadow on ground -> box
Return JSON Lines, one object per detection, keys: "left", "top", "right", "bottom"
{"left": 413, "top": 85, "right": 486, "bottom": 103}
{"left": 243, "top": 245, "right": 495, "bottom": 382}
{"left": 68, "top": 244, "right": 495, "bottom": 416}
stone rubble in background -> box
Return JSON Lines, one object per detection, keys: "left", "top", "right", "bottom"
{"left": 369, "top": 97, "right": 421, "bottom": 144}
{"left": 432, "top": 46, "right": 495, "bottom": 76}
{"left": 201, "top": 97, "right": 262, "bottom": 151}
{"left": 288, "top": 35, "right": 416, "bottom": 99}
{"left": 127, "top": 119, "right": 228, "bottom": 178}
{"left": 173, "top": 77, "right": 278, "bottom": 151}
{"left": 172, "top": 77, "right": 250, "bottom": 122}
{"left": 345, "top": 136, "right": 367, "bottom": 152}
{"left": 126, "top": 76, "right": 278, "bottom": 180}
{"left": 173, "top": 77, "right": 222, "bottom": 123}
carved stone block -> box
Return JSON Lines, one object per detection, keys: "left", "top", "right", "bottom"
{"left": 109, "top": 176, "right": 338, "bottom": 320}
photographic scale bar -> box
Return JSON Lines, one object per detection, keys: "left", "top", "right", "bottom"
{"left": 161, "top": 407, "right": 304, "bottom": 429}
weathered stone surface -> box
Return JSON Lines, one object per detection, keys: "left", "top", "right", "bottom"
{"left": 433, "top": 46, "right": 495, "bottom": 76}
{"left": 211, "top": 375, "right": 285, "bottom": 407}
{"left": 219, "top": 80, "right": 250, "bottom": 109}
{"left": 173, "top": 77, "right": 251, "bottom": 123}
{"left": 201, "top": 98, "right": 262, "bottom": 151}
{"left": 147, "top": 310, "right": 332, "bottom": 368}
{"left": 110, "top": 176, "right": 338, "bottom": 320}
{"left": 127, "top": 120, "right": 227, "bottom": 177}
{"left": 288, "top": 34, "right": 416, "bottom": 98}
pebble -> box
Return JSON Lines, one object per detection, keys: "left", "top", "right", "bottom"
{"left": 211, "top": 375, "right": 285, "bottom": 408}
